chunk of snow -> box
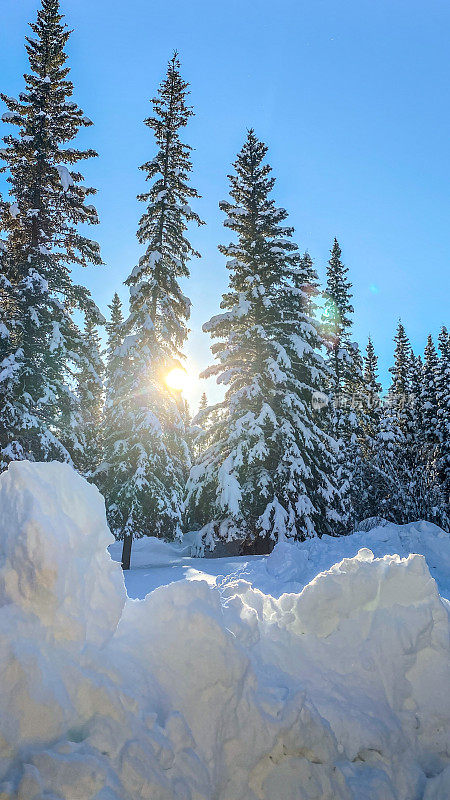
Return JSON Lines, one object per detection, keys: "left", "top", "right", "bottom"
{"left": 1, "top": 112, "right": 18, "bottom": 123}
{"left": 56, "top": 164, "right": 74, "bottom": 191}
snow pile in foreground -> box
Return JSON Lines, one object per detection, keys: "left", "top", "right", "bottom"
{"left": 0, "top": 462, "right": 449, "bottom": 799}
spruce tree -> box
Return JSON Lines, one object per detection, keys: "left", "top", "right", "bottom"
{"left": 362, "top": 336, "right": 382, "bottom": 450}
{"left": 97, "top": 290, "right": 126, "bottom": 494}
{"left": 0, "top": 241, "right": 21, "bottom": 469}
{"left": 300, "top": 251, "right": 319, "bottom": 315}
{"left": 353, "top": 336, "right": 383, "bottom": 521}
{"left": 96, "top": 294, "right": 130, "bottom": 546}
{"left": 128, "top": 51, "right": 203, "bottom": 356}
{"left": 186, "top": 130, "right": 341, "bottom": 553}
{"left": 436, "top": 326, "right": 450, "bottom": 514}
{"left": 389, "top": 321, "right": 412, "bottom": 428}
{"left": 410, "top": 351, "right": 426, "bottom": 469}
{"left": 105, "top": 292, "right": 125, "bottom": 371}
{"left": 377, "top": 321, "right": 417, "bottom": 521}
{"left": 421, "top": 335, "right": 440, "bottom": 475}
{"left": 376, "top": 323, "right": 443, "bottom": 523}
{"left": 322, "top": 239, "right": 354, "bottom": 352}
{"left": 189, "top": 392, "right": 209, "bottom": 464}
{"left": 0, "top": 0, "right": 101, "bottom": 469}
{"left": 102, "top": 54, "right": 202, "bottom": 567}
{"left": 76, "top": 315, "right": 104, "bottom": 477}
{"left": 97, "top": 292, "right": 125, "bottom": 485}
{"left": 321, "top": 238, "right": 361, "bottom": 529}
{"left": 413, "top": 344, "right": 447, "bottom": 526}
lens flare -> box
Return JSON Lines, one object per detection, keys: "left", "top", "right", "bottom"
{"left": 165, "top": 367, "right": 189, "bottom": 393}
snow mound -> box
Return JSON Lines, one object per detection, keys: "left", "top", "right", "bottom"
{"left": 0, "top": 462, "right": 449, "bottom": 799}
{"left": 255, "top": 520, "right": 450, "bottom": 599}
{"left": 0, "top": 460, "right": 124, "bottom": 645}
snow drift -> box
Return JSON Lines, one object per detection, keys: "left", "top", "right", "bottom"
{"left": 246, "top": 518, "right": 450, "bottom": 600}
{"left": 0, "top": 462, "right": 449, "bottom": 799}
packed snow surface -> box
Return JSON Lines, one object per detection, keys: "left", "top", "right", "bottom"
{"left": 108, "top": 517, "right": 450, "bottom": 601}
{"left": 0, "top": 462, "right": 449, "bottom": 799}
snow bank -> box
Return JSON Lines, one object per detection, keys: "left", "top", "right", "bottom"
{"left": 0, "top": 462, "right": 449, "bottom": 799}
{"left": 0, "top": 460, "right": 124, "bottom": 645}
{"left": 252, "top": 519, "right": 450, "bottom": 600}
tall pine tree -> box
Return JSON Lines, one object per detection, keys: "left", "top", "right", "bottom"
{"left": 76, "top": 315, "right": 104, "bottom": 477}
{"left": 352, "top": 336, "right": 383, "bottom": 522}
{"left": 0, "top": 0, "right": 102, "bottom": 470}
{"left": 361, "top": 336, "right": 382, "bottom": 451}
{"left": 376, "top": 321, "right": 416, "bottom": 521}
{"left": 186, "top": 130, "right": 341, "bottom": 553}
{"left": 322, "top": 239, "right": 354, "bottom": 351}
{"left": 96, "top": 293, "right": 131, "bottom": 538}
{"left": 376, "top": 322, "right": 444, "bottom": 524}
{"left": 101, "top": 54, "right": 203, "bottom": 568}
{"left": 436, "top": 326, "right": 450, "bottom": 515}
{"left": 105, "top": 292, "right": 125, "bottom": 372}
{"left": 321, "top": 238, "right": 361, "bottom": 529}
{"left": 421, "top": 335, "right": 440, "bottom": 477}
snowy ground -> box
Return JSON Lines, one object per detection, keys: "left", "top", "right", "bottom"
{"left": 109, "top": 536, "right": 265, "bottom": 598}
{"left": 109, "top": 518, "right": 450, "bottom": 601}
{"left": 1, "top": 461, "right": 449, "bottom": 800}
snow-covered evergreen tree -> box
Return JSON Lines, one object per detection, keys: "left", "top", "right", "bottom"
{"left": 96, "top": 294, "right": 132, "bottom": 557}
{"left": 0, "top": 0, "right": 102, "bottom": 470}
{"left": 321, "top": 238, "right": 361, "bottom": 529}
{"left": 76, "top": 315, "right": 104, "bottom": 477}
{"left": 421, "top": 335, "right": 439, "bottom": 476}
{"left": 361, "top": 336, "right": 382, "bottom": 452}
{"left": 186, "top": 130, "right": 341, "bottom": 553}
{"left": 376, "top": 322, "right": 417, "bottom": 521}
{"left": 322, "top": 239, "right": 354, "bottom": 350}
{"left": 0, "top": 240, "right": 21, "bottom": 470}
{"left": 300, "top": 251, "right": 319, "bottom": 315}
{"left": 376, "top": 322, "right": 444, "bottom": 524}
{"left": 409, "top": 350, "right": 426, "bottom": 472}
{"left": 189, "top": 392, "right": 209, "bottom": 464}
{"left": 97, "top": 293, "right": 125, "bottom": 487}
{"left": 436, "top": 326, "right": 450, "bottom": 514}
{"left": 105, "top": 292, "right": 125, "bottom": 374}
{"left": 101, "top": 54, "right": 202, "bottom": 567}
{"left": 95, "top": 293, "right": 125, "bottom": 494}
{"left": 352, "top": 336, "right": 383, "bottom": 521}
{"left": 373, "top": 325, "right": 403, "bottom": 517}
{"left": 389, "top": 321, "right": 411, "bottom": 421}
{"left": 129, "top": 51, "right": 203, "bottom": 357}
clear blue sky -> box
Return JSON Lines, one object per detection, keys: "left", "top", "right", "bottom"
{"left": 1, "top": 0, "right": 449, "bottom": 408}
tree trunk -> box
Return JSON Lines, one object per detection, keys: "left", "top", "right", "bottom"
{"left": 121, "top": 534, "right": 133, "bottom": 571}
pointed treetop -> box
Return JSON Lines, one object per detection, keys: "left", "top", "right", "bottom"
{"left": 364, "top": 336, "right": 382, "bottom": 393}
{"left": 125, "top": 51, "right": 203, "bottom": 355}
{"left": 322, "top": 238, "right": 354, "bottom": 341}
{"left": 216, "top": 128, "right": 301, "bottom": 306}
{"left": 389, "top": 320, "right": 413, "bottom": 405}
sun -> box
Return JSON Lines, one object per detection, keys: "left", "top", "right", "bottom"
{"left": 164, "top": 367, "right": 190, "bottom": 393}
